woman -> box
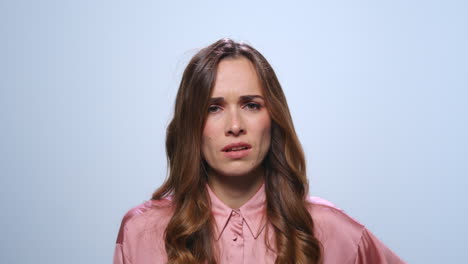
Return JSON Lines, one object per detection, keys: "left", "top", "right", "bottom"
{"left": 113, "top": 38, "right": 406, "bottom": 264}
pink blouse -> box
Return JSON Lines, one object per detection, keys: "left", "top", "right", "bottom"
{"left": 114, "top": 184, "right": 406, "bottom": 263}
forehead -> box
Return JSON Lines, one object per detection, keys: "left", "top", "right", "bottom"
{"left": 211, "top": 57, "right": 263, "bottom": 97}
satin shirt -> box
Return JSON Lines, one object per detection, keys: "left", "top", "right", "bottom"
{"left": 114, "top": 184, "right": 406, "bottom": 263}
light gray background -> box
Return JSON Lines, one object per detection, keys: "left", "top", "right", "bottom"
{"left": 1, "top": 0, "right": 467, "bottom": 263}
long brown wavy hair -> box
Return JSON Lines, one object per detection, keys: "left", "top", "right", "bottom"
{"left": 152, "top": 38, "right": 322, "bottom": 264}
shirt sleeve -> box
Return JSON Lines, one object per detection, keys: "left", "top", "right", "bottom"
{"left": 113, "top": 243, "right": 126, "bottom": 264}
{"left": 355, "top": 228, "right": 406, "bottom": 264}
{"left": 112, "top": 200, "right": 169, "bottom": 264}
{"left": 113, "top": 205, "right": 137, "bottom": 264}
{"left": 113, "top": 225, "right": 132, "bottom": 264}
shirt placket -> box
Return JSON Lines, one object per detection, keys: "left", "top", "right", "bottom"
{"left": 227, "top": 209, "right": 244, "bottom": 263}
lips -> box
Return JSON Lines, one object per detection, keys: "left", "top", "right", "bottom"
{"left": 221, "top": 142, "right": 252, "bottom": 159}
{"left": 222, "top": 142, "right": 252, "bottom": 152}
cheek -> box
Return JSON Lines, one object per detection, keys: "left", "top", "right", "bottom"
{"left": 202, "top": 121, "right": 219, "bottom": 155}
{"left": 255, "top": 114, "right": 272, "bottom": 149}
{"left": 201, "top": 133, "right": 212, "bottom": 156}
{"left": 261, "top": 116, "right": 272, "bottom": 140}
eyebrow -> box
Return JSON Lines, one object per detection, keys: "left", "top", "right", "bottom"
{"left": 209, "top": 95, "right": 265, "bottom": 104}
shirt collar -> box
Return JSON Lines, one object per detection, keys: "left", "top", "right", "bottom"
{"left": 207, "top": 183, "right": 267, "bottom": 240}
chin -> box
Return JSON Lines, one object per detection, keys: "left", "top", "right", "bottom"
{"left": 215, "top": 164, "right": 260, "bottom": 177}
{"left": 218, "top": 170, "right": 252, "bottom": 177}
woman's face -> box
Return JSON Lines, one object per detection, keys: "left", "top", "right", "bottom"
{"left": 201, "top": 57, "right": 271, "bottom": 177}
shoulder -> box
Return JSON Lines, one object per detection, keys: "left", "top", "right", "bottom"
{"left": 306, "top": 196, "right": 407, "bottom": 263}
{"left": 306, "top": 196, "right": 365, "bottom": 262}
{"left": 116, "top": 198, "right": 174, "bottom": 244}
{"left": 306, "top": 196, "right": 364, "bottom": 230}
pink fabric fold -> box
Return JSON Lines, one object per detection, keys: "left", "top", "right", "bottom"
{"left": 355, "top": 229, "right": 406, "bottom": 264}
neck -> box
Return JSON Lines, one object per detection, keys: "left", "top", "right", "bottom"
{"left": 208, "top": 166, "right": 265, "bottom": 209}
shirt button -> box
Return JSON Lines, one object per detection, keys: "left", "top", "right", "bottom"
{"left": 233, "top": 236, "right": 238, "bottom": 241}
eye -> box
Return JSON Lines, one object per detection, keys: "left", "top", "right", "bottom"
{"left": 244, "top": 102, "right": 262, "bottom": 111}
{"left": 208, "top": 105, "right": 222, "bottom": 113}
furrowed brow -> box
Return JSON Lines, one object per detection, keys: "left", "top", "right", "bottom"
{"left": 239, "top": 95, "right": 264, "bottom": 101}
{"left": 209, "top": 97, "right": 225, "bottom": 104}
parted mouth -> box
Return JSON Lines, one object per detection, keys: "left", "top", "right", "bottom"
{"left": 221, "top": 142, "right": 252, "bottom": 152}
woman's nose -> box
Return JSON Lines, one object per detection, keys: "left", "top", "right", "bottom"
{"left": 225, "top": 110, "right": 245, "bottom": 136}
